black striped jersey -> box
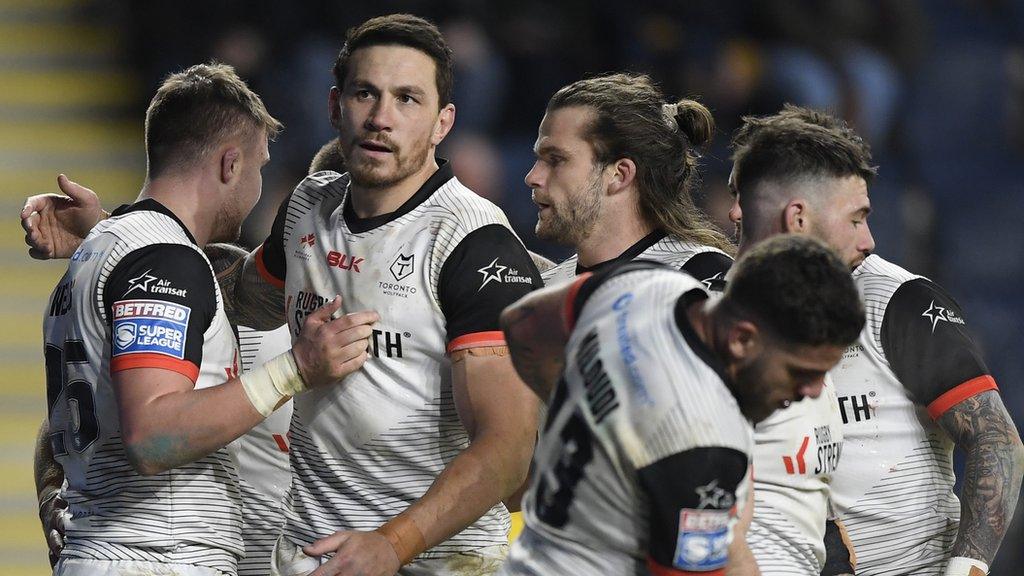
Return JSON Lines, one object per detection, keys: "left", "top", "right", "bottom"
{"left": 501, "top": 264, "right": 753, "bottom": 575}
{"left": 235, "top": 325, "right": 293, "bottom": 576}
{"left": 255, "top": 162, "right": 541, "bottom": 563}
{"left": 828, "top": 255, "right": 995, "bottom": 575}
{"left": 42, "top": 199, "right": 242, "bottom": 573}
{"left": 541, "top": 230, "right": 732, "bottom": 291}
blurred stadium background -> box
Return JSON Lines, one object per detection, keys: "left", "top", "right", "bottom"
{"left": 1, "top": 0, "right": 1022, "bottom": 574}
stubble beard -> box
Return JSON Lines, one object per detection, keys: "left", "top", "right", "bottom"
{"left": 346, "top": 137, "right": 431, "bottom": 191}
{"left": 535, "top": 173, "right": 603, "bottom": 248}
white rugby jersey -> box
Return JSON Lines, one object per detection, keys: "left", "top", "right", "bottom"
{"left": 502, "top": 264, "right": 753, "bottom": 575}
{"left": 746, "top": 379, "right": 844, "bottom": 575}
{"left": 829, "top": 255, "right": 996, "bottom": 575}
{"left": 541, "top": 230, "right": 732, "bottom": 290}
{"left": 235, "top": 325, "right": 293, "bottom": 576}
{"left": 42, "top": 200, "right": 242, "bottom": 573}
{"left": 255, "top": 162, "right": 541, "bottom": 563}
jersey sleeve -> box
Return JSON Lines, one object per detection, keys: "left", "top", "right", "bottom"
{"left": 254, "top": 190, "right": 293, "bottom": 288}
{"left": 880, "top": 277, "right": 995, "bottom": 419}
{"left": 438, "top": 224, "right": 541, "bottom": 352}
{"left": 638, "top": 447, "right": 749, "bottom": 575}
{"left": 103, "top": 244, "right": 217, "bottom": 383}
{"left": 679, "top": 251, "right": 732, "bottom": 293}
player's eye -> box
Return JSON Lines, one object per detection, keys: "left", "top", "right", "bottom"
{"left": 398, "top": 94, "right": 419, "bottom": 105}
{"left": 355, "top": 89, "right": 372, "bottom": 100}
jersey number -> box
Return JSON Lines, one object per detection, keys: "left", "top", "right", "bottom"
{"left": 534, "top": 381, "right": 595, "bottom": 528}
{"left": 45, "top": 341, "right": 100, "bottom": 456}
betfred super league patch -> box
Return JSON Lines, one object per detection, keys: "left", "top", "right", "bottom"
{"left": 673, "top": 508, "right": 731, "bottom": 571}
{"left": 112, "top": 299, "right": 190, "bottom": 360}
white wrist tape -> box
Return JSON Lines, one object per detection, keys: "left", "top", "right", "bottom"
{"left": 240, "top": 350, "right": 307, "bottom": 417}
{"left": 943, "top": 557, "right": 988, "bottom": 576}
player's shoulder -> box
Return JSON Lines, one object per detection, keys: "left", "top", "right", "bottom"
{"left": 98, "top": 209, "right": 201, "bottom": 259}
{"left": 852, "top": 254, "right": 924, "bottom": 291}
{"left": 541, "top": 255, "right": 579, "bottom": 285}
{"left": 578, "top": 261, "right": 705, "bottom": 318}
{"left": 647, "top": 235, "right": 731, "bottom": 263}
{"left": 290, "top": 170, "right": 350, "bottom": 206}
{"left": 427, "top": 176, "right": 513, "bottom": 230}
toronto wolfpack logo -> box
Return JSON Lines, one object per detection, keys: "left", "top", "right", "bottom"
{"left": 390, "top": 253, "right": 414, "bottom": 281}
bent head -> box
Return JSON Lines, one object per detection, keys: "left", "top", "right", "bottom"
{"left": 145, "top": 62, "right": 280, "bottom": 243}
{"left": 729, "top": 105, "right": 877, "bottom": 269}
{"left": 714, "top": 234, "right": 865, "bottom": 423}
{"left": 329, "top": 14, "right": 455, "bottom": 190}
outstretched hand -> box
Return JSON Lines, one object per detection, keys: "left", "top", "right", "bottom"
{"left": 21, "top": 174, "right": 106, "bottom": 259}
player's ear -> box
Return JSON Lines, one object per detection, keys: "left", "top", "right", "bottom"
{"left": 606, "top": 158, "right": 636, "bottom": 196}
{"left": 431, "top": 103, "right": 456, "bottom": 146}
{"left": 726, "top": 320, "right": 762, "bottom": 362}
{"left": 783, "top": 200, "right": 809, "bottom": 233}
{"left": 220, "top": 146, "right": 242, "bottom": 185}
{"left": 328, "top": 86, "right": 342, "bottom": 130}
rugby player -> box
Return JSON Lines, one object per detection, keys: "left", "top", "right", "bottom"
{"left": 25, "top": 15, "right": 542, "bottom": 576}
{"left": 35, "top": 63, "right": 377, "bottom": 576}
{"left": 526, "top": 72, "right": 851, "bottom": 575}
{"left": 497, "top": 234, "right": 865, "bottom": 575}
{"left": 729, "top": 105, "right": 1024, "bottom": 576}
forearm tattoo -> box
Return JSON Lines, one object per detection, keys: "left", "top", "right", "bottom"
{"left": 938, "top": 390, "right": 1024, "bottom": 564}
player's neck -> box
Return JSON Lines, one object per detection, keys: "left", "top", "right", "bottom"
{"left": 575, "top": 216, "right": 654, "bottom": 268}
{"left": 348, "top": 158, "right": 440, "bottom": 218}
{"left": 138, "top": 177, "right": 210, "bottom": 247}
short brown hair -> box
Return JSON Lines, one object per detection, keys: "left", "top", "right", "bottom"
{"left": 145, "top": 62, "right": 281, "bottom": 178}
{"left": 547, "top": 73, "right": 734, "bottom": 254}
{"left": 332, "top": 14, "right": 454, "bottom": 109}
{"left": 730, "top": 104, "right": 877, "bottom": 197}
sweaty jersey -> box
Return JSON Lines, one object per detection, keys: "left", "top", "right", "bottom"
{"left": 828, "top": 255, "right": 995, "bottom": 575}
{"left": 502, "top": 263, "right": 753, "bottom": 576}
{"left": 256, "top": 162, "right": 541, "bottom": 562}
{"left": 541, "top": 230, "right": 732, "bottom": 290}
{"left": 42, "top": 200, "right": 242, "bottom": 573}
{"left": 746, "top": 380, "right": 844, "bottom": 575}
{"left": 235, "top": 325, "right": 293, "bottom": 576}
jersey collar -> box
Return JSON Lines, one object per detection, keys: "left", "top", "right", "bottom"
{"left": 342, "top": 158, "right": 454, "bottom": 233}
{"left": 574, "top": 229, "right": 667, "bottom": 275}
{"left": 111, "top": 198, "right": 198, "bottom": 245}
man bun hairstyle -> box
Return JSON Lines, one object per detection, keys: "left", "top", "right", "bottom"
{"left": 730, "top": 104, "right": 877, "bottom": 198}
{"left": 547, "top": 73, "right": 733, "bottom": 254}
{"left": 145, "top": 62, "right": 281, "bottom": 179}
{"left": 722, "top": 234, "right": 865, "bottom": 347}
{"left": 333, "top": 13, "right": 454, "bottom": 109}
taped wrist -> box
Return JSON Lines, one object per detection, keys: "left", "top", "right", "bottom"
{"left": 376, "top": 515, "right": 426, "bottom": 566}
{"left": 240, "top": 350, "right": 306, "bottom": 417}
{"left": 943, "top": 557, "right": 988, "bottom": 576}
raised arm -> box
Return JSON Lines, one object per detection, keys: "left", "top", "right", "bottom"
{"left": 21, "top": 175, "right": 107, "bottom": 259}
{"left": 205, "top": 243, "right": 286, "bottom": 331}
{"left": 499, "top": 276, "right": 584, "bottom": 402}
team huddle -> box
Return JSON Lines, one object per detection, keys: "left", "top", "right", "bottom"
{"left": 21, "top": 13, "right": 1024, "bottom": 576}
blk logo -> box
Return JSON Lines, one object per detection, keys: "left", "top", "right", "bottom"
{"left": 327, "top": 251, "right": 364, "bottom": 272}
{"left": 300, "top": 233, "right": 315, "bottom": 248}
{"left": 390, "top": 253, "right": 414, "bottom": 281}
{"left": 783, "top": 436, "right": 810, "bottom": 475}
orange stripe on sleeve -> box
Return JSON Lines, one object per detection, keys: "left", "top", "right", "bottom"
{"left": 111, "top": 353, "right": 200, "bottom": 383}
{"left": 562, "top": 272, "right": 593, "bottom": 332}
{"left": 927, "top": 375, "right": 998, "bottom": 420}
{"left": 255, "top": 245, "right": 285, "bottom": 289}
{"left": 646, "top": 558, "right": 724, "bottom": 576}
{"left": 447, "top": 331, "right": 506, "bottom": 353}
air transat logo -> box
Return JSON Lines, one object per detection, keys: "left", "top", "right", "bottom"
{"left": 921, "top": 300, "right": 965, "bottom": 332}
